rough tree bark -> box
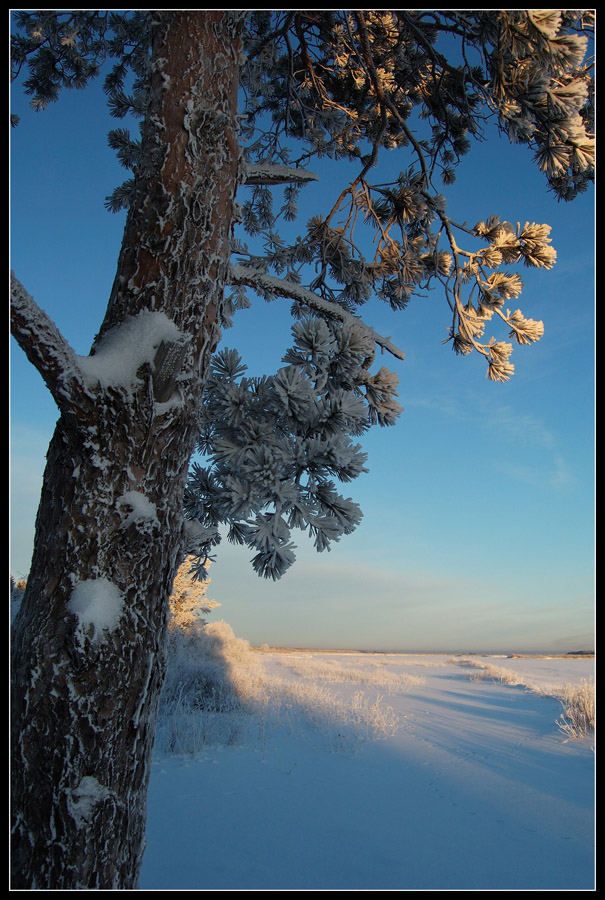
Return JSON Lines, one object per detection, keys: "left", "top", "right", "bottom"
{"left": 11, "top": 12, "right": 244, "bottom": 889}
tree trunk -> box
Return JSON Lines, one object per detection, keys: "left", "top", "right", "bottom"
{"left": 11, "top": 12, "right": 243, "bottom": 889}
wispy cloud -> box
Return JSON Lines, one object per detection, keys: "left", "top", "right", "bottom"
{"left": 548, "top": 454, "right": 575, "bottom": 488}
{"left": 482, "top": 403, "right": 556, "bottom": 449}
{"left": 409, "top": 388, "right": 558, "bottom": 451}
{"left": 491, "top": 450, "right": 576, "bottom": 490}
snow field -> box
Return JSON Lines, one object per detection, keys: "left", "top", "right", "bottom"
{"left": 143, "top": 629, "right": 594, "bottom": 889}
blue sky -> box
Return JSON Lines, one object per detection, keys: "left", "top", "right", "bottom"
{"left": 10, "top": 56, "right": 595, "bottom": 652}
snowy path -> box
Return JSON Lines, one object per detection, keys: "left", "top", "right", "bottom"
{"left": 141, "top": 654, "right": 594, "bottom": 890}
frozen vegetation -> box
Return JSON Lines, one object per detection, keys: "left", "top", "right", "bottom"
{"left": 156, "top": 622, "right": 406, "bottom": 756}
{"left": 142, "top": 624, "right": 595, "bottom": 890}
{"left": 456, "top": 657, "right": 595, "bottom": 739}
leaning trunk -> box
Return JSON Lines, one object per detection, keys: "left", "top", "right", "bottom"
{"left": 11, "top": 12, "right": 243, "bottom": 889}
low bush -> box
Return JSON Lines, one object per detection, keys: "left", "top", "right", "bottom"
{"left": 156, "top": 621, "right": 263, "bottom": 754}
{"left": 554, "top": 678, "right": 595, "bottom": 740}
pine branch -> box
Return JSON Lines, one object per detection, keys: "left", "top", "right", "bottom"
{"left": 229, "top": 265, "right": 405, "bottom": 361}
{"left": 241, "top": 161, "right": 319, "bottom": 186}
{"left": 10, "top": 272, "right": 87, "bottom": 414}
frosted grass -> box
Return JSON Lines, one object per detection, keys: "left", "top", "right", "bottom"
{"left": 554, "top": 679, "right": 595, "bottom": 740}
{"left": 277, "top": 655, "right": 426, "bottom": 693}
{"left": 156, "top": 622, "right": 401, "bottom": 756}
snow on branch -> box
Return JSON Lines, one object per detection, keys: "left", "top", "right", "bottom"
{"left": 229, "top": 265, "right": 405, "bottom": 362}
{"left": 10, "top": 271, "right": 86, "bottom": 412}
{"left": 241, "top": 161, "right": 319, "bottom": 186}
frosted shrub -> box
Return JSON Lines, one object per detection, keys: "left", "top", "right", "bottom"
{"left": 555, "top": 678, "right": 595, "bottom": 740}
{"left": 348, "top": 691, "right": 400, "bottom": 740}
{"left": 455, "top": 657, "right": 493, "bottom": 670}
{"left": 162, "top": 629, "right": 236, "bottom": 710}
{"left": 200, "top": 621, "right": 265, "bottom": 701}
{"left": 157, "top": 621, "right": 264, "bottom": 754}
{"left": 465, "top": 663, "right": 523, "bottom": 686}
{"left": 197, "top": 620, "right": 255, "bottom": 665}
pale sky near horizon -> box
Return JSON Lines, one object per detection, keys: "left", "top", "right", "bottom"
{"left": 10, "top": 46, "right": 595, "bottom": 653}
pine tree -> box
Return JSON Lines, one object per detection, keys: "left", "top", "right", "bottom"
{"left": 10, "top": 10, "right": 594, "bottom": 889}
{"left": 168, "top": 558, "right": 220, "bottom": 633}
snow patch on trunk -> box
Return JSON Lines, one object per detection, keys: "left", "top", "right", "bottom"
{"left": 67, "top": 776, "right": 114, "bottom": 828}
{"left": 117, "top": 491, "right": 159, "bottom": 529}
{"left": 68, "top": 579, "right": 125, "bottom": 642}
{"left": 78, "top": 310, "right": 184, "bottom": 389}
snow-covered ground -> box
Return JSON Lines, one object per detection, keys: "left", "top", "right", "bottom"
{"left": 141, "top": 648, "right": 594, "bottom": 890}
